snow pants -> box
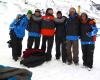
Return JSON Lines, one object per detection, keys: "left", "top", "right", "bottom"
{"left": 10, "top": 31, "right": 23, "bottom": 59}
{"left": 55, "top": 36, "right": 67, "bottom": 63}
{"left": 66, "top": 40, "right": 79, "bottom": 64}
{"left": 41, "top": 36, "right": 54, "bottom": 61}
{"left": 81, "top": 44, "right": 95, "bottom": 68}
{"left": 27, "top": 36, "right": 40, "bottom": 49}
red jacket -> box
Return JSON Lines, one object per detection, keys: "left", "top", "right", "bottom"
{"left": 41, "top": 16, "right": 55, "bottom": 36}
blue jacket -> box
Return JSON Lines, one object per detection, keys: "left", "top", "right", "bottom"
{"left": 65, "top": 13, "right": 80, "bottom": 41}
{"left": 9, "top": 19, "right": 17, "bottom": 30}
{"left": 10, "top": 16, "right": 29, "bottom": 38}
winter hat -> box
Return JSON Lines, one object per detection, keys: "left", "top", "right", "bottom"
{"left": 16, "top": 14, "right": 22, "bottom": 19}
{"left": 27, "top": 10, "right": 32, "bottom": 14}
{"left": 57, "top": 11, "right": 62, "bottom": 15}
{"left": 17, "top": 14, "right": 22, "bottom": 17}
{"left": 35, "top": 9, "right": 41, "bottom": 13}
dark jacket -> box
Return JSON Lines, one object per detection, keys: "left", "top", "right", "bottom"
{"left": 28, "top": 15, "right": 41, "bottom": 37}
{"left": 66, "top": 13, "right": 80, "bottom": 36}
{"left": 54, "top": 16, "right": 67, "bottom": 38}
{"left": 80, "top": 18, "right": 98, "bottom": 43}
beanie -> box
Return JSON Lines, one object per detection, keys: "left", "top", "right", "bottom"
{"left": 27, "top": 10, "right": 32, "bottom": 14}
{"left": 57, "top": 11, "right": 62, "bottom": 15}
{"left": 35, "top": 9, "right": 41, "bottom": 13}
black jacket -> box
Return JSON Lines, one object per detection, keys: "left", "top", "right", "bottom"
{"left": 54, "top": 16, "right": 67, "bottom": 38}
{"left": 28, "top": 15, "right": 42, "bottom": 33}
{"left": 65, "top": 16, "right": 80, "bottom": 36}
{"left": 80, "top": 19, "right": 96, "bottom": 41}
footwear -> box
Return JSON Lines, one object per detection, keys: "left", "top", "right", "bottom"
{"left": 74, "top": 63, "right": 79, "bottom": 66}
{"left": 56, "top": 57, "right": 60, "bottom": 60}
{"left": 68, "top": 62, "right": 72, "bottom": 65}
{"left": 46, "top": 58, "right": 51, "bottom": 62}
{"left": 46, "top": 53, "right": 52, "bottom": 61}
{"left": 82, "top": 65, "right": 87, "bottom": 68}
{"left": 13, "top": 57, "right": 18, "bottom": 61}
{"left": 46, "top": 57, "right": 52, "bottom": 62}
{"left": 63, "top": 61, "right": 67, "bottom": 64}
{"left": 87, "top": 67, "right": 92, "bottom": 71}
{"left": 82, "top": 65, "right": 92, "bottom": 71}
{"left": 56, "top": 55, "right": 60, "bottom": 60}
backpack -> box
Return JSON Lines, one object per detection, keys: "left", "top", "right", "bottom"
{"left": 0, "top": 65, "right": 32, "bottom": 80}
{"left": 20, "top": 49, "right": 46, "bottom": 68}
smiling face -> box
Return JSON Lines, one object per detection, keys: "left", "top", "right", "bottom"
{"left": 81, "top": 13, "right": 88, "bottom": 21}
{"left": 46, "top": 8, "right": 54, "bottom": 16}
{"left": 35, "top": 12, "right": 40, "bottom": 16}
{"left": 81, "top": 15, "right": 87, "bottom": 21}
{"left": 48, "top": 9, "right": 53, "bottom": 15}
{"left": 27, "top": 14, "right": 32, "bottom": 19}
{"left": 57, "top": 13, "right": 62, "bottom": 18}
{"left": 69, "top": 7, "right": 76, "bottom": 16}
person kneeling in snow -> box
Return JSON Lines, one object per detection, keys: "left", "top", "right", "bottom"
{"left": 0, "top": 65, "right": 32, "bottom": 80}
{"left": 9, "top": 10, "right": 32, "bottom": 61}
{"left": 80, "top": 13, "right": 98, "bottom": 71}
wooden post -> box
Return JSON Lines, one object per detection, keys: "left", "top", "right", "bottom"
{"left": 78, "top": 5, "right": 81, "bottom": 15}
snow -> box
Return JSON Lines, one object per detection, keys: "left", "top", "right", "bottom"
{"left": 0, "top": 0, "right": 100, "bottom": 80}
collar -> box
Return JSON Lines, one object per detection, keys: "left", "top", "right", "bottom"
{"left": 69, "top": 13, "right": 78, "bottom": 19}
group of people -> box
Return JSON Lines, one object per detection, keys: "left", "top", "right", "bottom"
{"left": 9, "top": 7, "right": 98, "bottom": 70}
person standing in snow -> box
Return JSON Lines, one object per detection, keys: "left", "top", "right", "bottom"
{"left": 27, "top": 9, "right": 42, "bottom": 49}
{"left": 8, "top": 14, "right": 22, "bottom": 48}
{"left": 65, "top": 7, "right": 80, "bottom": 65}
{"left": 80, "top": 13, "right": 98, "bottom": 70}
{"left": 9, "top": 10, "right": 32, "bottom": 61}
{"left": 54, "top": 11, "right": 67, "bottom": 63}
{"left": 41, "top": 8, "right": 55, "bottom": 61}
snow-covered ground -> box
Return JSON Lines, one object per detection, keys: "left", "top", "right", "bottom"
{"left": 0, "top": 0, "right": 100, "bottom": 80}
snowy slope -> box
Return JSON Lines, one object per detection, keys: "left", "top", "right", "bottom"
{"left": 0, "top": 0, "right": 100, "bottom": 19}
{"left": 0, "top": 0, "right": 100, "bottom": 80}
